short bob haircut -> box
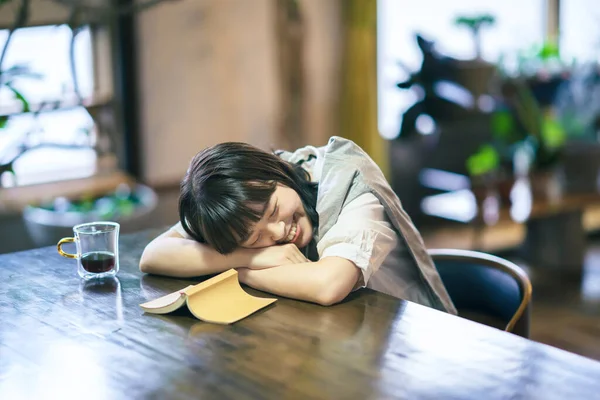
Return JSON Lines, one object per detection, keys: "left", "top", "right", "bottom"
{"left": 179, "top": 142, "right": 319, "bottom": 255}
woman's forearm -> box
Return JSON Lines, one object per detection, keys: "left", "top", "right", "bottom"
{"left": 237, "top": 257, "right": 360, "bottom": 306}
{"left": 140, "top": 235, "right": 252, "bottom": 278}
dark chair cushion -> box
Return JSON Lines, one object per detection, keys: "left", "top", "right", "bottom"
{"left": 435, "top": 260, "right": 522, "bottom": 326}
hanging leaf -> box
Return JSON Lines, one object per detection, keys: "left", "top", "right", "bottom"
{"left": 6, "top": 84, "right": 30, "bottom": 112}
{"left": 0, "top": 116, "right": 7, "bottom": 129}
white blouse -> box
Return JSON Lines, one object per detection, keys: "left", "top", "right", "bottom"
{"left": 318, "top": 192, "right": 398, "bottom": 290}
{"left": 279, "top": 144, "right": 400, "bottom": 293}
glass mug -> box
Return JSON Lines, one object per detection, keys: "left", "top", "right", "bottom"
{"left": 57, "top": 222, "right": 120, "bottom": 280}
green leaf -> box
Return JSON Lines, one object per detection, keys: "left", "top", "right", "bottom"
{"left": 480, "top": 15, "right": 495, "bottom": 24}
{"left": 466, "top": 145, "right": 500, "bottom": 177}
{"left": 537, "top": 42, "right": 560, "bottom": 60}
{"left": 6, "top": 84, "right": 29, "bottom": 112}
{"left": 455, "top": 16, "right": 476, "bottom": 27}
{"left": 541, "top": 118, "right": 566, "bottom": 149}
{"left": 0, "top": 116, "right": 8, "bottom": 129}
{"left": 454, "top": 14, "right": 495, "bottom": 28}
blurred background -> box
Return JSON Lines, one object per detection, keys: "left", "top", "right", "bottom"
{"left": 1, "top": 0, "right": 599, "bottom": 360}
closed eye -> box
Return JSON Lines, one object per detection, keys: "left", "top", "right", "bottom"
{"left": 270, "top": 200, "right": 278, "bottom": 218}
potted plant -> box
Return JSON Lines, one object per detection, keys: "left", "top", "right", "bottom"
{"left": 454, "top": 14, "right": 495, "bottom": 60}
{"left": 466, "top": 75, "right": 567, "bottom": 203}
{"left": 553, "top": 62, "right": 600, "bottom": 193}
{"left": 466, "top": 144, "right": 506, "bottom": 203}
{"left": 23, "top": 182, "right": 158, "bottom": 247}
{"left": 499, "top": 41, "right": 571, "bottom": 107}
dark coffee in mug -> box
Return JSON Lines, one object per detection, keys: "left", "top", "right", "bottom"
{"left": 57, "top": 221, "right": 120, "bottom": 279}
{"left": 81, "top": 251, "right": 116, "bottom": 273}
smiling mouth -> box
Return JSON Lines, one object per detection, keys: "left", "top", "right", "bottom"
{"left": 284, "top": 216, "right": 301, "bottom": 243}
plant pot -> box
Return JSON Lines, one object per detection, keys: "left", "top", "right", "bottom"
{"left": 471, "top": 168, "right": 563, "bottom": 215}
{"left": 454, "top": 60, "right": 497, "bottom": 99}
{"left": 501, "top": 73, "right": 569, "bottom": 107}
{"left": 529, "top": 168, "right": 563, "bottom": 201}
{"left": 23, "top": 184, "right": 158, "bottom": 248}
{"left": 471, "top": 175, "right": 514, "bottom": 205}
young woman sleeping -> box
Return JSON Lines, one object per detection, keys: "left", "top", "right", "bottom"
{"left": 140, "top": 137, "right": 456, "bottom": 313}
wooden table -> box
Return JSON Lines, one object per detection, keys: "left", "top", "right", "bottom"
{"left": 2, "top": 229, "right": 600, "bottom": 399}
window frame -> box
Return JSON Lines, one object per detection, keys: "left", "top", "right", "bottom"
{"left": 0, "top": 0, "right": 142, "bottom": 192}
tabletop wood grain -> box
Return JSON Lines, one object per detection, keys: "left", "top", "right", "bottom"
{"left": 2, "top": 228, "right": 600, "bottom": 400}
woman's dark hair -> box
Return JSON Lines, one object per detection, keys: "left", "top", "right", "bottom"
{"left": 179, "top": 142, "right": 319, "bottom": 255}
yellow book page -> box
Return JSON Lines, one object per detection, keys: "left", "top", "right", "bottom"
{"left": 186, "top": 270, "right": 276, "bottom": 324}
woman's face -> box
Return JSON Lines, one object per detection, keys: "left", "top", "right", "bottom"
{"left": 241, "top": 184, "right": 313, "bottom": 249}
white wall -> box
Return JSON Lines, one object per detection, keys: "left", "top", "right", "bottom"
{"left": 301, "top": 0, "right": 343, "bottom": 148}
{"left": 136, "top": 0, "right": 342, "bottom": 186}
{"left": 136, "top": 0, "right": 279, "bottom": 186}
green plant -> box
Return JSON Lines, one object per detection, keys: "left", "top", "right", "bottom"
{"left": 498, "top": 41, "right": 568, "bottom": 79}
{"left": 466, "top": 145, "right": 500, "bottom": 177}
{"left": 554, "top": 63, "right": 600, "bottom": 142}
{"left": 466, "top": 78, "right": 567, "bottom": 179}
{"left": 500, "top": 78, "right": 565, "bottom": 169}
{"left": 0, "top": 0, "right": 37, "bottom": 128}
{"left": 41, "top": 184, "right": 142, "bottom": 219}
{"left": 454, "top": 14, "right": 495, "bottom": 59}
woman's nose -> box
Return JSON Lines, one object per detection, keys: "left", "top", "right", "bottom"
{"left": 267, "top": 221, "right": 286, "bottom": 242}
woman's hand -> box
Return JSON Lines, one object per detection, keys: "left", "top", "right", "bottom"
{"left": 246, "top": 243, "right": 310, "bottom": 270}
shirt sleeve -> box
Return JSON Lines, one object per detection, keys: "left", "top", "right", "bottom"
{"left": 317, "top": 193, "right": 398, "bottom": 289}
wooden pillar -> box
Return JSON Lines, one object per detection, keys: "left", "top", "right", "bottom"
{"left": 545, "top": 0, "right": 560, "bottom": 45}
{"left": 274, "top": 0, "right": 306, "bottom": 151}
{"left": 339, "top": 0, "right": 388, "bottom": 178}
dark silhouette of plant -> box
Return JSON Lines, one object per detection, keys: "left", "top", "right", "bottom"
{"left": 395, "top": 34, "right": 472, "bottom": 139}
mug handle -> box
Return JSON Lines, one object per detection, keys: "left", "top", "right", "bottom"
{"left": 57, "top": 237, "right": 77, "bottom": 259}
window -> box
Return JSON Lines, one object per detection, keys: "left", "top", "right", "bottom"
{"left": 559, "top": 0, "right": 600, "bottom": 63}
{"left": 0, "top": 2, "right": 114, "bottom": 188}
{"left": 377, "top": 0, "right": 546, "bottom": 140}
{"left": 0, "top": 25, "right": 94, "bottom": 106}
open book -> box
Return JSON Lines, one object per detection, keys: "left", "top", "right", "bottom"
{"left": 139, "top": 269, "right": 277, "bottom": 324}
